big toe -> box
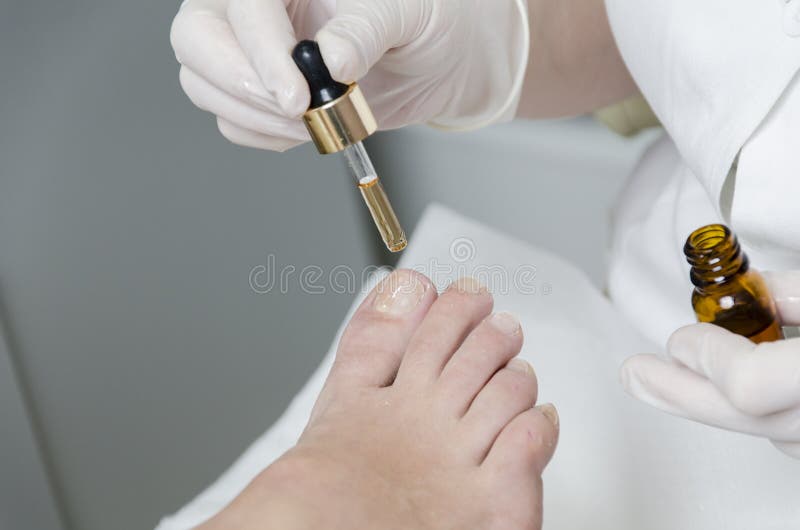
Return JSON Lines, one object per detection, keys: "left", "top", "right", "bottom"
{"left": 326, "top": 269, "right": 437, "bottom": 391}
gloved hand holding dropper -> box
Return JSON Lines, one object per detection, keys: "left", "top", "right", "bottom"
{"left": 170, "top": 0, "right": 529, "bottom": 152}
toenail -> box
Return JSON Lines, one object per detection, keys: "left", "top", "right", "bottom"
{"left": 374, "top": 272, "right": 428, "bottom": 315}
{"left": 489, "top": 312, "right": 521, "bottom": 335}
{"left": 449, "top": 277, "right": 487, "bottom": 295}
{"left": 535, "top": 403, "right": 559, "bottom": 428}
{"left": 507, "top": 358, "right": 532, "bottom": 375}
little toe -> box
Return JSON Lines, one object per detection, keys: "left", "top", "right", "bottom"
{"left": 394, "top": 277, "right": 493, "bottom": 387}
{"left": 327, "top": 269, "right": 436, "bottom": 390}
{"left": 483, "top": 404, "right": 559, "bottom": 475}
{"left": 460, "top": 359, "right": 538, "bottom": 462}
{"left": 436, "top": 312, "right": 524, "bottom": 415}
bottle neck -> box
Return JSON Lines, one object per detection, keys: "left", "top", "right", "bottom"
{"left": 684, "top": 224, "right": 749, "bottom": 291}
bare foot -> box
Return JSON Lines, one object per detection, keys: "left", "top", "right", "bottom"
{"left": 200, "top": 270, "right": 559, "bottom": 530}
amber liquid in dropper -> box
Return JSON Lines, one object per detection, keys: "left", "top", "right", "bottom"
{"left": 358, "top": 175, "right": 407, "bottom": 252}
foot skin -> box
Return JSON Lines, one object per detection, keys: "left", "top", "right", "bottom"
{"left": 201, "top": 270, "right": 559, "bottom": 530}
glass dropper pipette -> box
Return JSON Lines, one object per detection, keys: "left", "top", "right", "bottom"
{"left": 292, "top": 40, "right": 407, "bottom": 253}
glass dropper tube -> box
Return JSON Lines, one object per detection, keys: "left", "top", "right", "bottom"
{"left": 342, "top": 142, "right": 408, "bottom": 252}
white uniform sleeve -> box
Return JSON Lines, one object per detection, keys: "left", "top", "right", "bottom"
{"left": 604, "top": 0, "right": 800, "bottom": 215}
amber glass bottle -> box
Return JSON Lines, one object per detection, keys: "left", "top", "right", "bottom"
{"left": 684, "top": 224, "right": 784, "bottom": 344}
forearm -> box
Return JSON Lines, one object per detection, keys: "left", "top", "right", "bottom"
{"left": 517, "top": 0, "right": 638, "bottom": 119}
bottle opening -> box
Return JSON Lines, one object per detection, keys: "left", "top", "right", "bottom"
{"left": 684, "top": 224, "right": 736, "bottom": 265}
{"left": 684, "top": 224, "right": 747, "bottom": 287}
{"left": 687, "top": 224, "right": 729, "bottom": 251}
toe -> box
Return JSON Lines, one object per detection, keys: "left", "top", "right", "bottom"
{"left": 394, "top": 277, "right": 494, "bottom": 387}
{"left": 459, "top": 359, "right": 538, "bottom": 462}
{"left": 480, "top": 406, "right": 557, "bottom": 530}
{"left": 328, "top": 269, "right": 437, "bottom": 389}
{"left": 483, "top": 404, "right": 559, "bottom": 474}
{"left": 435, "top": 312, "right": 524, "bottom": 415}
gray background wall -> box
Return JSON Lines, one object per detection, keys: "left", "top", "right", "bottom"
{"left": 0, "top": 1, "right": 656, "bottom": 529}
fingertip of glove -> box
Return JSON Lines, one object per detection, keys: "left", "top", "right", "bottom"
{"left": 317, "top": 30, "right": 362, "bottom": 83}
{"left": 667, "top": 322, "right": 714, "bottom": 351}
{"left": 772, "top": 440, "right": 800, "bottom": 460}
{"left": 619, "top": 362, "right": 633, "bottom": 392}
{"left": 619, "top": 354, "right": 649, "bottom": 392}
{"left": 667, "top": 322, "right": 752, "bottom": 360}
{"left": 279, "top": 79, "right": 311, "bottom": 118}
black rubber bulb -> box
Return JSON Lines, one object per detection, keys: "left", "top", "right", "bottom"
{"left": 292, "top": 40, "right": 349, "bottom": 109}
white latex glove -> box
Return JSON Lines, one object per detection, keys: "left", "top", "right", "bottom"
{"left": 170, "top": 0, "right": 529, "bottom": 152}
{"left": 621, "top": 271, "right": 800, "bottom": 459}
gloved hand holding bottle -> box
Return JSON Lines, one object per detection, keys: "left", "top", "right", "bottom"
{"left": 169, "top": 0, "right": 529, "bottom": 152}
{"left": 621, "top": 271, "right": 800, "bottom": 459}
